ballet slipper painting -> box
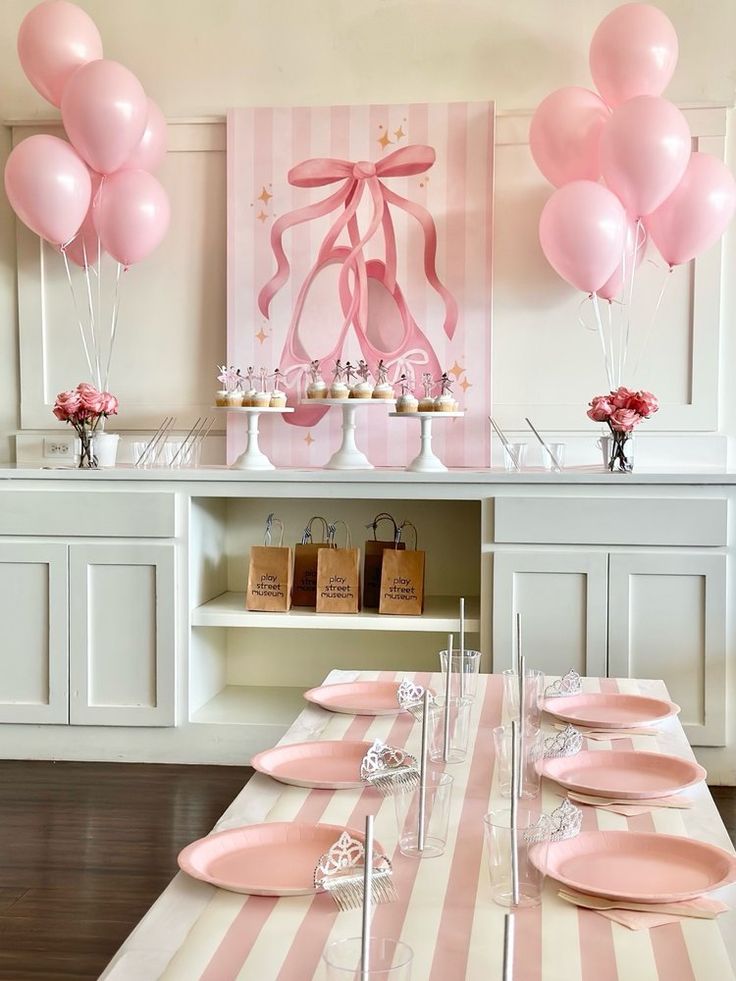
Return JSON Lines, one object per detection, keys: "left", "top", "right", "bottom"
{"left": 227, "top": 102, "right": 494, "bottom": 468}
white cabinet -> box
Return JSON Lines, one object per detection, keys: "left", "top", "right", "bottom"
{"left": 0, "top": 542, "right": 68, "bottom": 724}
{"left": 492, "top": 550, "right": 608, "bottom": 677}
{"left": 69, "top": 543, "right": 176, "bottom": 727}
{"left": 608, "top": 552, "right": 727, "bottom": 747}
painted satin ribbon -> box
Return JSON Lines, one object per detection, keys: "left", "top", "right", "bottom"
{"left": 258, "top": 144, "right": 458, "bottom": 341}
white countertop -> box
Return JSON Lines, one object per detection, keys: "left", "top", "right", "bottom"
{"left": 2, "top": 464, "right": 736, "bottom": 484}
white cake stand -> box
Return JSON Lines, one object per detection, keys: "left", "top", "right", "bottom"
{"left": 301, "top": 397, "right": 395, "bottom": 470}
{"left": 214, "top": 405, "right": 294, "bottom": 471}
{"left": 389, "top": 410, "right": 465, "bottom": 472}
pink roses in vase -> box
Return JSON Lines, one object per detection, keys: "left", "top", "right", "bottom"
{"left": 587, "top": 387, "right": 658, "bottom": 472}
{"left": 53, "top": 383, "right": 119, "bottom": 468}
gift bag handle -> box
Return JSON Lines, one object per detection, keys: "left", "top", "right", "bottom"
{"left": 396, "top": 520, "right": 418, "bottom": 551}
{"left": 328, "top": 520, "right": 353, "bottom": 550}
{"left": 264, "top": 513, "right": 285, "bottom": 547}
{"left": 365, "top": 512, "right": 399, "bottom": 542}
{"left": 301, "top": 515, "right": 330, "bottom": 544}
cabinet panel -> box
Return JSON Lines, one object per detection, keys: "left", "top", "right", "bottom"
{"left": 492, "top": 551, "right": 608, "bottom": 676}
{"left": 69, "top": 544, "right": 175, "bottom": 726}
{"left": 0, "top": 542, "right": 68, "bottom": 724}
{"left": 608, "top": 552, "right": 726, "bottom": 746}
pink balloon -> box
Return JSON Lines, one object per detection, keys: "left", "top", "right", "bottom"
{"left": 600, "top": 95, "right": 691, "bottom": 218}
{"left": 4, "top": 134, "right": 91, "bottom": 246}
{"left": 590, "top": 3, "right": 678, "bottom": 108}
{"left": 597, "top": 219, "right": 647, "bottom": 300}
{"left": 17, "top": 0, "right": 103, "bottom": 108}
{"left": 530, "top": 87, "right": 610, "bottom": 187}
{"left": 93, "top": 169, "right": 170, "bottom": 267}
{"left": 63, "top": 172, "right": 104, "bottom": 268}
{"left": 539, "top": 181, "right": 627, "bottom": 293}
{"left": 61, "top": 59, "right": 148, "bottom": 175}
{"left": 122, "top": 99, "right": 168, "bottom": 173}
{"left": 645, "top": 152, "right": 736, "bottom": 267}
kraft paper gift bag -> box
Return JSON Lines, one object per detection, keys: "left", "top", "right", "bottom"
{"left": 316, "top": 522, "right": 360, "bottom": 614}
{"left": 363, "top": 512, "right": 405, "bottom": 609}
{"left": 292, "top": 515, "right": 331, "bottom": 608}
{"left": 379, "top": 521, "right": 425, "bottom": 616}
{"left": 246, "top": 514, "right": 293, "bottom": 612}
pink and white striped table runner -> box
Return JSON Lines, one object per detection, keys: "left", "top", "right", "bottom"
{"left": 107, "top": 673, "right": 736, "bottom": 980}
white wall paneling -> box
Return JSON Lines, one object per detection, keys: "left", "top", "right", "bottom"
{"left": 493, "top": 107, "right": 727, "bottom": 433}
{"left": 0, "top": 541, "right": 68, "bottom": 724}
{"left": 69, "top": 542, "right": 176, "bottom": 726}
{"left": 14, "top": 121, "right": 226, "bottom": 432}
{"left": 492, "top": 549, "right": 609, "bottom": 677}
{"left": 608, "top": 551, "right": 727, "bottom": 746}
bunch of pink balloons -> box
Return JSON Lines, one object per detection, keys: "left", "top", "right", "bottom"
{"left": 4, "top": 0, "right": 170, "bottom": 269}
{"left": 531, "top": 3, "right": 736, "bottom": 297}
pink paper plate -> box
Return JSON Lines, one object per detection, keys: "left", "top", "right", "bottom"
{"left": 537, "top": 830, "right": 736, "bottom": 903}
{"left": 539, "top": 750, "right": 706, "bottom": 800}
{"left": 251, "top": 740, "right": 372, "bottom": 789}
{"left": 542, "top": 692, "right": 680, "bottom": 729}
{"left": 178, "top": 821, "right": 374, "bottom": 896}
{"left": 304, "top": 681, "right": 403, "bottom": 715}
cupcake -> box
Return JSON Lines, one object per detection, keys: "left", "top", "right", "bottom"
{"left": 215, "top": 389, "right": 229, "bottom": 407}
{"left": 351, "top": 359, "right": 374, "bottom": 398}
{"left": 396, "top": 373, "right": 418, "bottom": 413}
{"left": 344, "top": 361, "right": 358, "bottom": 396}
{"left": 372, "top": 360, "right": 394, "bottom": 400}
{"left": 216, "top": 364, "right": 240, "bottom": 406}
{"left": 330, "top": 360, "right": 349, "bottom": 399}
{"left": 242, "top": 367, "right": 258, "bottom": 406}
{"left": 418, "top": 372, "right": 435, "bottom": 412}
{"left": 434, "top": 371, "right": 455, "bottom": 412}
{"left": 225, "top": 390, "right": 244, "bottom": 407}
{"left": 253, "top": 368, "right": 271, "bottom": 407}
{"left": 270, "top": 369, "right": 287, "bottom": 408}
{"left": 306, "top": 360, "right": 328, "bottom": 399}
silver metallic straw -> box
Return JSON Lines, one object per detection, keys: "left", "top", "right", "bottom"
{"left": 361, "top": 814, "right": 374, "bottom": 979}
{"left": 510, "top": 719, "right": 520, "bottom": 907}
{"left": 443, "top": 634, "right": 452, "bottom": 762}
{"left": 525, "top": 416, "right": 562, "bottom": 471}
{"left": 518, "top": 655, "right": 526, "bottom": 798}
{"left": 459, "top": 597, "right": 465, "bottom": 698}
{"left": 515, "top": 612, "right": 522, "bottom": 676}
{"left": 503, "top": 912, "right": 515, "bottom": 980}
{"left": 418, "top": 688, "right": 430, "bottom": 851}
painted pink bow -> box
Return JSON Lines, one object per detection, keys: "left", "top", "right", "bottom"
{"left": 258, "top": 144, "right": 457, "bottom": 341}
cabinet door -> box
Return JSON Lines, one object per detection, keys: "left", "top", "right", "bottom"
{"left": 492, "top": 550, "right": 608, "bottom": 675}
{"left": 69, "top": 543, "right": 175, "bottom": 726}
{"left": 608, "top": 552, "right": 726, "bottom": 746}
{"left": 0, "top": 542, "right": 68, "bottom": 724}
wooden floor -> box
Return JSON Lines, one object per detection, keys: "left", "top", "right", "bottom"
{"left": 0, "top": 763, "right": 733, "bottom": 981}
{"left": 0, "top": 760, "right": 251, "bottom": 981}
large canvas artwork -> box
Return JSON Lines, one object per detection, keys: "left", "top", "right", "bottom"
{"left": 227, "top": 102, "right": 494, "bottom": 468}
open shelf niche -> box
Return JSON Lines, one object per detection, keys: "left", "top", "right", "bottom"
{"left": 188, "top": 495, "right": 481, "bottom": 741}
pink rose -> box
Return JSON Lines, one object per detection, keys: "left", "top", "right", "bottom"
{"left": 101, "top": 392, "right": 119, "bottom": 416}
{"left": 587, "top": 396, "right": 614, "bottom": 422}
{"left": 628, "top": 390, "right": 659, "bottom": 417}
{"left": 76, "top": 383, "right": 106, "bottom": 416}
{"left": 53, "top": 389, "right": 81, "bottom": 422}
{"left": 610, "top": 407, "right": 641, "bottom": 432}
{"left": 610, "top": 386, "right": 636, "bottom": 409}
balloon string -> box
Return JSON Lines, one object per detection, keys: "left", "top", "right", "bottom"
{"left": 81, "top": 239, "right": 102, "bottom": 389}
{"left": 96, "top": 177, "right": 105, "bottom": 385}
{"left": 631, "top": 264, "right": 673, "bottom": 383}
{"left": 591, "top": 293, "right": 614, "bottom": 390}
{"left": 621, "top": 217, "right": 642, "bottom": 385}
{"left": 61, "top": 248, "right": 95, "bottom": 382}
{"left": 104, "top": 263, "right": 123, "bottom": 391}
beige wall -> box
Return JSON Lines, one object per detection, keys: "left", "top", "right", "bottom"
{"left": 1, "top": 0, "right": 735, "bottom": 461}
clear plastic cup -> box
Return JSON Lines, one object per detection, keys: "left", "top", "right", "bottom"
{"left": 438, "top": 648, "right": 482, "bottom": 701}
{"left": 492, "top": 723, "right": 544, "bottom": 799}
{"left": 428, "top": 695, "right": 472, "bottom": 764}
{"left": 502, "top": 443, "right": 527, "bottom": 471}
{"left": 323, "top": 937, "right": 413, "bottom": 979}
{"left": 483, "top": 808, "right": 550, "bottom": 909}
{"left": 393, "top": 770, "right": 454, "bottom": 858}
{"left": 502, "top": 668, "right": 544, "bottom": 730}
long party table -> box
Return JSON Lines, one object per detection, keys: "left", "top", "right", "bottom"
{"left": 101, "top": 671, "right": 736, "bottom": 980}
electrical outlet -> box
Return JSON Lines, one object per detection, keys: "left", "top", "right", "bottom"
{"left": 44, "top": 437, "right": 75, "bottom": 459}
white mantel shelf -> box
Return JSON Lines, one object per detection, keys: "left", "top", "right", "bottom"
{"left": 2, "top": 465, "right": 736, "bottom": 484}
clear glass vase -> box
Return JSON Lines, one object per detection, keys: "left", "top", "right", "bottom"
{"left": 77, "top": 426, "right": 98, "bottom": 468}
{"left": 599, "top": 430, "right": 634, "bottom": 473}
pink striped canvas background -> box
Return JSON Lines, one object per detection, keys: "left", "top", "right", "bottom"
{"left": 226, "top": 103, "right": 494, "bottom": 469}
